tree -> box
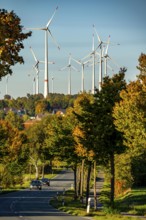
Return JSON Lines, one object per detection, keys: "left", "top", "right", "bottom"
{"left": 26, "top": 121, "right": 46, "bottom": 179}
{"left": 0, "top": 120, "right": 27, "bottom": 162}
{"left": 137, "top": 53, "right": 146, "bottom": 76}
{"left": 0, "top": 9, "right": 31, "bottom": 78}
{"left": 0, "top": 120, "right": 28, "bottom": 187}
{"left": 72, "top": 92, "right": 96, "bottom": 205}
{"left": 35, "top": 99, "right": 50, "bottom": 115}
{"left": 113, "top": 69, "right": 146, "bottom": 187}
{"left": 93, "top": 72, "right": 127, "bottom": 207}
{"left": 5, "top": 111, "right": 24, "bottom": 130}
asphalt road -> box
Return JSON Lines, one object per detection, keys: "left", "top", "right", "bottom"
{"left": 0, "top": 170, "right": 92, "bottom": 220}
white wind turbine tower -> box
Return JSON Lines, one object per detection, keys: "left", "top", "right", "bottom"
{"left": 30, "top": 46, "right": 40, "bottom": 95}
{"left": 30, "top": 46, "right": 54, "bottom": 95}
{"left": 71, "top": 57, "right": 90, "bottom": 93}
{"left": 104, "top": 35, "right": 111, "bottom": 77}
{"left": 25, "top": 7, "right": 60, "bottom": 98}
{"left": 104, "top": 41, "right": 120, "bottom": 76}
{"left": 93, "top": 25, "right": 105, "bottom": 91}
{"left": 93, "top": 25, "right": 120, "bottom": 86}
{"left": 103, "top": 35, "right": 120, "bottom": 77}
{"left": 59, "top": 54, "right": 79, "bottom": 95}
{"left": 82, "top": 34, "right": 100, "bottom": 94}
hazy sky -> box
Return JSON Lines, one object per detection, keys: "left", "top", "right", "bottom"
{"left": 0, "top": 0, "right": 146, "bottom": 98}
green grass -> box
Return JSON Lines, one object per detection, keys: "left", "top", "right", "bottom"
{"left": 50, "top": 190, "right": 90, "bottom": 216}
{"left": 115, "top": 188, "right": 146, "bottom": 216}
{"left": 93, "top": 215, "right": 144, "bottom": 220}
{"left": 50, "top": 188, "right": 146, "bottom": 219}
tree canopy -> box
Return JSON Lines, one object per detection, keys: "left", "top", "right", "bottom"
{"left": 0, "top": 9, "right": 31, "bottom": 79}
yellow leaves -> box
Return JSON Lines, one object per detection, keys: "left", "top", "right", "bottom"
{"left": 73, "top": 126, "right": 84, "bottom": 139}
{"left": 73, "top": 92, "right": 94, "bottom": 114}
{"left": 0, "top": 120, "right": 26, "bottom": 161}
{"left": 75, "top": 143, "right": 87, "bottom": 157}
{"left": 73, "top": 126, "right": 86, "bottom": 157}
{"left": 113, "top": 74, "right": 146, "bottom": 155}
{"left": 73, "top": 126, "right": 95, "bottom": 158}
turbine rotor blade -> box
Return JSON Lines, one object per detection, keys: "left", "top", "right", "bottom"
{"left": 95, "top": 42, "right": 102, "bottom": 51}
{"left": 83, "top": 59, "right": 91, "bottom": 65}
{"left": 71, "top": 66, "right": 79, "bottom": 72}
{"left": 107, "top": 64, "right": 114, "bottom": 72}
{"left": 59, "top": 66, "right": 68, "bottom": 71}
{"left": 108, "top": 56, "right": 120, "bottom": 68}
{"left": 105, "top": 35, "right": 110, "bottom": 55}
{"left": 72, "top": 57, "right": 81, "bottom": 65}
{"left": 48, "top": 30, "right": 60, "bottom": 50}
{"left": 81, "top": 53, "right": 92, "bottom": 60}
{"left": 24, "top": 27, "right": 44, "bottom": 30}
{"left": 92, "top": 34, "right": 95, "bottom": 51}
{"left": 93, "top": 24, "right": 101, "bottom": 43}
{"left": 30, "top": 46, "right": 38, "bottom": 62}
{"left": 46, "top": 6, "right": 58, "bottom": 28}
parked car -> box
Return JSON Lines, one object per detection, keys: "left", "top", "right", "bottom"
{"left": 30, "top": 180, "right": 42, "bottom": 190}
{"left": 40, "top": 178, "right": 50, "bottom": 186}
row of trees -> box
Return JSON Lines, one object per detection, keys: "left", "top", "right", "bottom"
{"left": 0, "top": 93, "right": 77, "bottom": 117}
{"left": 1, "top": 54, "right": 146, "bottom": 209}
{"left": 0, "top": 9, "right": 146, "bottom": 209}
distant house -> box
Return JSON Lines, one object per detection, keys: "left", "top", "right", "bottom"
{"left": 52, "top": 108, "right": 66, "bottom": 116}
{"left": 23, "top": 119, "right": 37, "bottom": 129}
{"left": 24, "top": 108, "right": 66, "bottom": 129}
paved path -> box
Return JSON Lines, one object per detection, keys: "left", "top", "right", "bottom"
{"left": 0, "top": 170, "right": 91, "bottom": 220}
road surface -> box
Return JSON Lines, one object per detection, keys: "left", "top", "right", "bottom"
{"left": 0, "top": 170, "right": 92, "bottom": 220}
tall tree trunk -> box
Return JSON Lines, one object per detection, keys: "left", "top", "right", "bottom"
{"left": 30, "top": 156, "right": 39, "bottom": 179}
{"left": 86, "top": 161, "right": 92, "bottom": 206}
{"left": 42, "top": 163, "right": 45, "bottom": 178}
{"left": 110, "top": 153, "right": 115, "bottom": 208}
{"left": 73, "top": 165, "right": 77, "bottom": 199}
{"left": 80, "top": 159, "right": 85, "bottom": 201}
{"left": 77, "top": 165, "right": 81, "bottom": 196}
{"left": 94, "top": 160, "right": 97, "bottom": 210}
{"left": 35, "top": 163, "right": 39, "bottom": 179}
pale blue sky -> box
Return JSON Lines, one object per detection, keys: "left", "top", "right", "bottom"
{"left": 0, "top": 0, "right": 146, "bottom": 98}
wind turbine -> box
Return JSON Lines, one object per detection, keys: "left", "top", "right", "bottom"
{"left": 59, "top": 54, "right": 79, "bottom": 95}
{"left": 30, "top": 46, "right": 41, "bottom": 95}
{"left": 93, "top": 26, "right": 106, "bottom": 91}
{"left": 104, "top": 42, "right": 120, "bottom": 77}
{"left": 93, "top": 25, "right": 120, "bottom": 87}
{"left": 71, "top": 56, "right": 90, "bottom": 93}
{"left": 25, "top": 6, "right": 60, "bottom": 98}
{"left": 82, "top": 34, "right": 100, "bottom": 94}
{"left": 30, "top": 46, "right": 54, "bottom": 95}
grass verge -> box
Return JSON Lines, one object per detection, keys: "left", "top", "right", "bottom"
{"left": 115, "top": 188, "right": 146, "bottom": 216}
{"left": 50, "top": 189, "right": 146, "bottom": 220}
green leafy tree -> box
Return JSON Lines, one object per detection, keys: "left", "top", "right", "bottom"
{"left": 5, "top": 111, "right": 24, "bottom": 130}
{"left": 113, "top": 66, "right": 146, "bottom": 187}
{"left": 0, "top": 120, "right": 28, "bottom": 187}
{"left": 0, "top": 9, "right": 31, "bottom": 78}
{"left": 72, "top": 92, "right": 96, "bottom": 205}
{"left": 137, "top": 53, "right": 146, "bottom": 76}
{"left": 93, "top": 72, "right": 127, "bottom": 207}
{"left": 43, "top": 112, "right": 80, "bottom": 196}
{"left": 35, "top": 99, "right": 50, "bottom": 115}
{"left": 26, "top": 121, "right": 46, "bottom": 179}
